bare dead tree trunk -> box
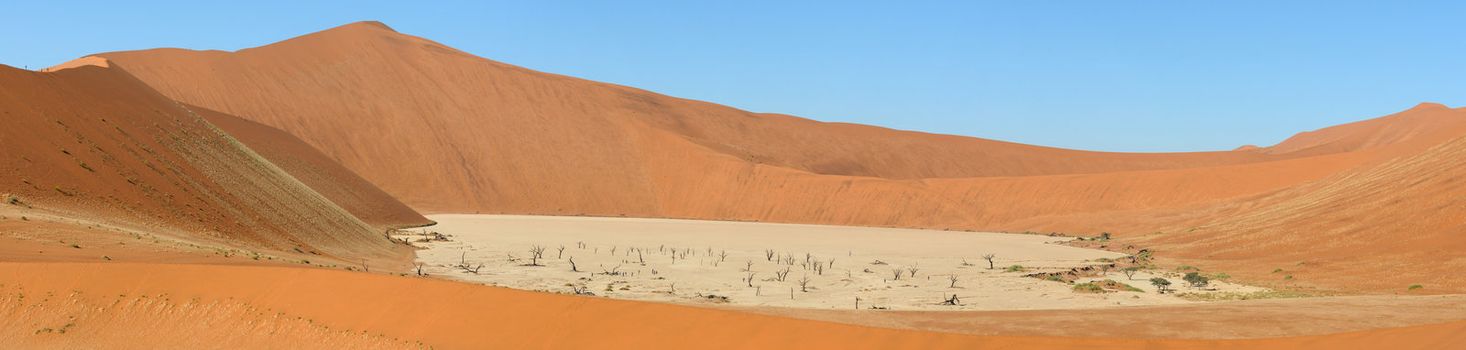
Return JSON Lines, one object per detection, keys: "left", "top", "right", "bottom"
{"left": 765, "top": 249, "right": 775, "bottom": 261}
{"left": 907, "top": 266, "right": 920, "bottom": 278}
{"left": 948, "top": 274, "right": 959, "bottom": 288}
{"left": 557, "top": 245, "right": 565, "bottom": 259}
{"left": 569, "top": 257, "right": 579, "bottom": 272}
{"left": 745, "top": 271, "right": 756, "bottom": 287}
{"left": 983, "top": 254, "right": 996, "bottom": 270}
{"left": 529, "top": 245, "right": 546, "bottom": 266}
{"left": 798, "top": 275, "right": 812, "bottom": 292}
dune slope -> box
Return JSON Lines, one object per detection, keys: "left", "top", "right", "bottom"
{"left": 197, "top": 106, "right": 432, "bottom": 230}
{"left": 91, "top": 22, "right": 1326, "bottom": 214}
{"left": 0, "top": 63, "right": 401, "bottom": 262}
{"left": 4, "top": 261, "right": 1466, "bottom": 350}
{"left": 77, "top": 22, "right": 1466, "bottom": 294}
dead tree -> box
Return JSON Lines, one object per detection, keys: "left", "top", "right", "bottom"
{"left": 718, "top": 250, "right": 728, "bottom": 263}
{"left": 813, "top": 260, "right": 825, "bottom": 275}
{"left": 942, "top": 294, "right": 961, "bottom": 305}
{"left": 775, "top": 267, "right": 792, "bottom": 281}
{"left": 637, "top": 249, "right": 646, "bottom": 265}
{"left": 528, "top": 245, "right": 547, "bottom": 266}
{"left": 599, "top": 264, "right": 624, "bottom": 276}
{"left": 948, "top": 274, "right": 959, "bottom": 288}
{"left": 765, "top": 249, "right": 776, "bottom": 261}
{"left": 570, "top": 284, "right": 591, "bottom": 295}
{"left": 415, "top": 262, "right": 425, "bottom": 276}
{"left": 891, "top": 268, "right": 903, "bottom": 281}
{"left": 569, "top": 257, "right": 579, "bottom": 272}
{"left": 459, "top": 263, "right": 484, "bottom": 274}
{"left": 827, "top": 258, "right": 835, "bottom": 270}
{"left": 798, "top": 274, "right": 813, "bottom": 292}
{"left": 982, "top": 253, "right": 997, "bottom": 269}
{"left": 745, "top": 271, "right": 757, "bottom": 287}
{"left": 906, "top": 266, "right": 920, "bottom": 278}
{"left": 557, "top": 245, "right": 566, "bottom": 259}
{"left": 742, "top": 260, "right": 754, "bottom": 272}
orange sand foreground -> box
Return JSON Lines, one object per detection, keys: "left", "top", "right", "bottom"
{"left": 2, "top": 262, "right": 1464, "bottom": 349}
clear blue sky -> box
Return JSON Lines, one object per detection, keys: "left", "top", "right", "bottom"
{"left": 3, "top": 1, "right": 1463, "bottom": 152}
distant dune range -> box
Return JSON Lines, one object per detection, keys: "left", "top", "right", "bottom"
{"left": 74, "top": 21, "right": 1466, "bottom": 294}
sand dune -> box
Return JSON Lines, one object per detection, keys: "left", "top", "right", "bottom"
{"left": 11, "top": 19, "right": 1465, "bottom": 348}
{"left": 77, "top": 21, "right": 1466, "bottom": 295}
{"left": 4, "top": 261, "right": 1466, "bottom": 350}
{"left": 0, "top": 63, "right": 406, "bottom": 263}
{"left": 198, "top": 106, "right": 432, "bottom": 230}
{"left": 84, "top": 22, "right": 1338, "bottom": 214}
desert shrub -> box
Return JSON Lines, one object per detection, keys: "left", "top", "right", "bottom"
{"left": 1121, "top": 266, "right": 1141, "bottom": 280}
{"left": 1072, "top": 282, "right": 1107, "bottom": 293}
{"left": 1183, "top": 272, "right": 1210, "bottom": 288}
{"left": 1149, "top": 277, "right": 1172, "bottom": 293}
{"left": 1005, "top": 265, "right": 1025, "bottom": 273}
{"left": 1093, "top": 279, "right": 1143, "bottom": 292}
{"left": 1408, "top": 284, "right": 1424, "bottom": 291}
{"left": 1213, "top": 272, "right": 1231, "bottom": 280}
{"left": 1175, "top": 290, "right": 1311, "bottom": 301}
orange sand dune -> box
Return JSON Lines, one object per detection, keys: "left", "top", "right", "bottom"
{"left": 4, "top": 261, "right": 1465, "bottom": 350}
{"left": 80, "top": 21, "right": 1466, "bottom": 294}
{"left": 197, "top": 106, "right": 432, "bottom": 230}
{"left": 0, "top": 63, "right": 404, "bottom": 262}
{"left": 89, "top": 22, "right": 1329, "bottom": 213}
{"left": 1130, "top": 131, "right": 1466, "bottom": 294}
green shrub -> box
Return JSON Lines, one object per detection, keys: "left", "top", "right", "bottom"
{"left": 1005, "top": 265, "right": 1025, "bottom": 273}
{"left": 1149, "top": 277, "right": 1172, "bottom": 293}
{"left": 1183, "top": 272, "right": 1210, "bottom": 288}
{"left": 1073, "top": 282, "right": 1107, "bottom": 293}
{"left": 1408, "top": 284, "right": 1424, "bottom": 291}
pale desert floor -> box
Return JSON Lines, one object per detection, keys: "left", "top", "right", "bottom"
{"left": 401, "top": 214, "right": 1266, "bottom": 311}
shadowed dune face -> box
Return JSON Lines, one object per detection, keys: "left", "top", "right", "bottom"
{"left": 0, "top": 64, "right": 402, "bottom": 262}
{"left": 197, "top": 106, "right": 433, "bottom": 230}
{"left": 82, "top": 21, "right": 1466, "bottom": 294}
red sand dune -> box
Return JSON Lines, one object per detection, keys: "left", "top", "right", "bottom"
{"left": 83, "top": 22, "right": 1466, "bottom": 294}
{"left": 5, "top": 19, "right": 1465, "bottom": 348}
{"left": 4, "top": 261, "right": 1465, "bottom": 350}
{"left": 198, "top": 106, "right": 432, "bottom": 230}
{"left": 0, "top": 63, "right": 406, "bottom": 263}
